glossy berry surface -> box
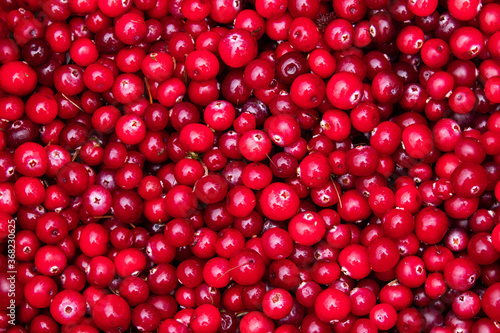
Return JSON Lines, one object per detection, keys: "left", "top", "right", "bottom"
{"left": 1, "top": 0, "right": 500, "bottom": 332}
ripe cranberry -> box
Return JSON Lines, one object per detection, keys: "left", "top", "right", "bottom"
{"left": 23, "top": 275, "right": 57, "bottom": 308}
{"left": 226, "top": 185, "right": 256, "bottom": 218}
{"left": 189, "top": 304, "right": 221, "bottom": 333}
{"left": 53, "top": 64, "right": 85, "bottom": 96}
{"left": 179, "top": 123, "right": 214, "bottom": 154}
{"left": 3, "top": 0, "right": 500, "bottom": 331}
{"left": 229, "top": 249, "right": 266, "bottom": 285}
{"left": 289, "top": 73, "right": 325, "bottom": 110}
{"left": 69, "top": 38, "right": 99, "bottom": 67}
{"left": 449, "top": 27, "right": 484, "bottom": 60}
{"left": 288, "top": 211, "right": 326, "bottom": 246}
{"left": 35, "top": 245, "right": 67, "bottom": 276}
{"left": 218, "top": 28, "right": 257, "bottom": 68}
{"left": 338, "top": 190, "right": 371, "bottom": 222}
{"left": 131, "top": 303, "right": 161, "bottom": 331}
{"left": 370, "top": 303, "right": 398, "bottom": 331}
{"left": 50, "top": 290, "right": 86, "bottom": 325}
{"left": 339, "top": 244, "right": 371, "bottom": 279}
{"left": 13, "top": 142, "right": 48, "bottom": 177}
{"left": 56, "top": 162, "right": 89, "bottom": 196}
{"left": 372, "top": 71, "right": 404, "bottom": 104}
{"left": 286, "top": 17, "right": 319, "bottom": 52}
{"left": 482, "top": 283, "right": 500, "bottom": 321}
{"left": 314, "top": 289, "right": 351, "bottom": 322}
{"left": 239, "top": 311, "right": 274, "bottom": 333}
{"left": 259, "top": 182, "right": 299, "bottom": 221}
{"left": 111, "top": 73, "right": 144, "bottom": 104}
{"left": 92, "top": 295, "right": 131, "bottom": 332}
{"left": 468, "top": 232, "right": 499, "bottom": 265}
{"left": 396, "top": 256, "right": 426, "bottom": 288}
{"left": 485, "top": 77, "right": 500, "bottom": 104}
{"left": 326, "top": 72, "right": 363, "bottom": 110}
{"left": 421, "top": 38, "right": 451, "bottom": 68}
{"left": 368, "top": 237, "right": 400, "bottom": 272}
{"left": 444, "top": 258, "right": 480, "bottom": 291}
{"left": 321, "top": 109, "right": 351, "bottom": 142}
{"left": 260, "top": 288, "right": 293, "bottom": 320}
{"left": 345, "top": 146, "right": 379, "bottom": 177}
{"left": 261, "top": 227, "right": 294, "bottom": 260}
{"left": 414, "top": 207, "right": 449, "bottom": 245}
{"left": 115, "top": 114, "right": 146, "bottom": 145}
{"left": 0, "top": 61, "right": 37, "bottom": 96}
{"left": 402, "top": 124, "right": 434, "bottom": 159}
{"left": 35, "top": 212, "right": 68, "bottom": 245}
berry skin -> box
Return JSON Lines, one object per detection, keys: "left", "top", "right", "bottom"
{"left": 14, "top": 142, "right": 49, "bottom": 178}
{"left": 259, "top": 182, "right": 300, "bottom": 221}
{"left": 4, "top": 1, "right": 500, "bottom": 331}
{"left": 0, "top": 61, "right": 37, "bottom": 96}
{"left": 326, "top": 72, "right": 363, "bottom": 110}
{"left": 219, "top": 29, "right": 258, "bottom": 68}
{"left": 482, "top": 283, "right": 500, "bottom": 321}
{"left": 288, "top": 211, "right": 326, "bottom": 246}
{"left": 92, "top": 295, "right": 132, "bottom": 332}
{"left": 314, "top": 289, "right": 351, "bottom": 322}
{"left": 49, "top": 290, "right": 86, "bottom": 325}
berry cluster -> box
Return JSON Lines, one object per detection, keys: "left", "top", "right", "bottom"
{"left": 1, "top": 0, "right": 500, "bottom": 332}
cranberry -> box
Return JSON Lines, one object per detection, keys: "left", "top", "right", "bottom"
{"left": 50, "top": 290, "right": 86, "bottom": 325}
{"left": 259, "top": 182, "right": 299, "bottom": 221}
{"left": 482, "top": 283, "right": 500, "bottom": 321}
{"left": 314, "top": 289, "right": 351, "bottom": 322}
{"left": 414, "top": 207, "right": 449, "bottom": 245}
{"left": 229, "top": 249, "right": 266, "bottom": 285}
{"left": 218, "top": 29, "right": 258, "bottom": 68}
{"left": 92, "top": 295, "right": 131, "bottom": 331}
{"left": 370, "top": 303, "right": 398, "bottom": 330}
{"left": 449, "top": 26, "right": 484, "bottom": 60}
{"left": 372, "top": 71, "right": 404, "bottom": 104}
{"left": 402, "top": 124, "right": 434, "bottom": 159}
{"left": 288, "top": 17, "right": 320, "bottom": 52}
{"left": 34, "top": 245, "right": 67, "bottom": 276}
{"left": 2, "top": 0, "right": 500, "bottom": 331}
{"left": 321, "top": 109, "right": 351, "bottom": 142}
{"left": 288, "top": 211, "right": 326, "bottom": 246}
{"left": 23, "top": 275, "right": 57, "bottom": 308}
{"left": 239, "top": 311, "right": 274, "bottom": 333}
{"left": 368, "top": 237, "right": 400, "bottom": 272}
{"left": 339, "top": 244, "right": 371, "bottom": 279}
{"left": 444, "top": 258, "right": 480, "bottom": 291}
{"left": 0, "top": 61, "right": 37, "bottom": 96}
{"left": 290, "top": 73, "right": 325, "bottom": 109}
{"left": 261, "top": 227, "right": 293, "bottom": 260}
{"left": 326, "top": 72, "right": 363, "bottom": 110}
{"left": 345, "top": 145, "right": 379, "bottom": 177}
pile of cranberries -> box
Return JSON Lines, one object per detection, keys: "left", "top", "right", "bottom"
{"left": 1, "top": 0, "right": 500, "bottom": 331}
